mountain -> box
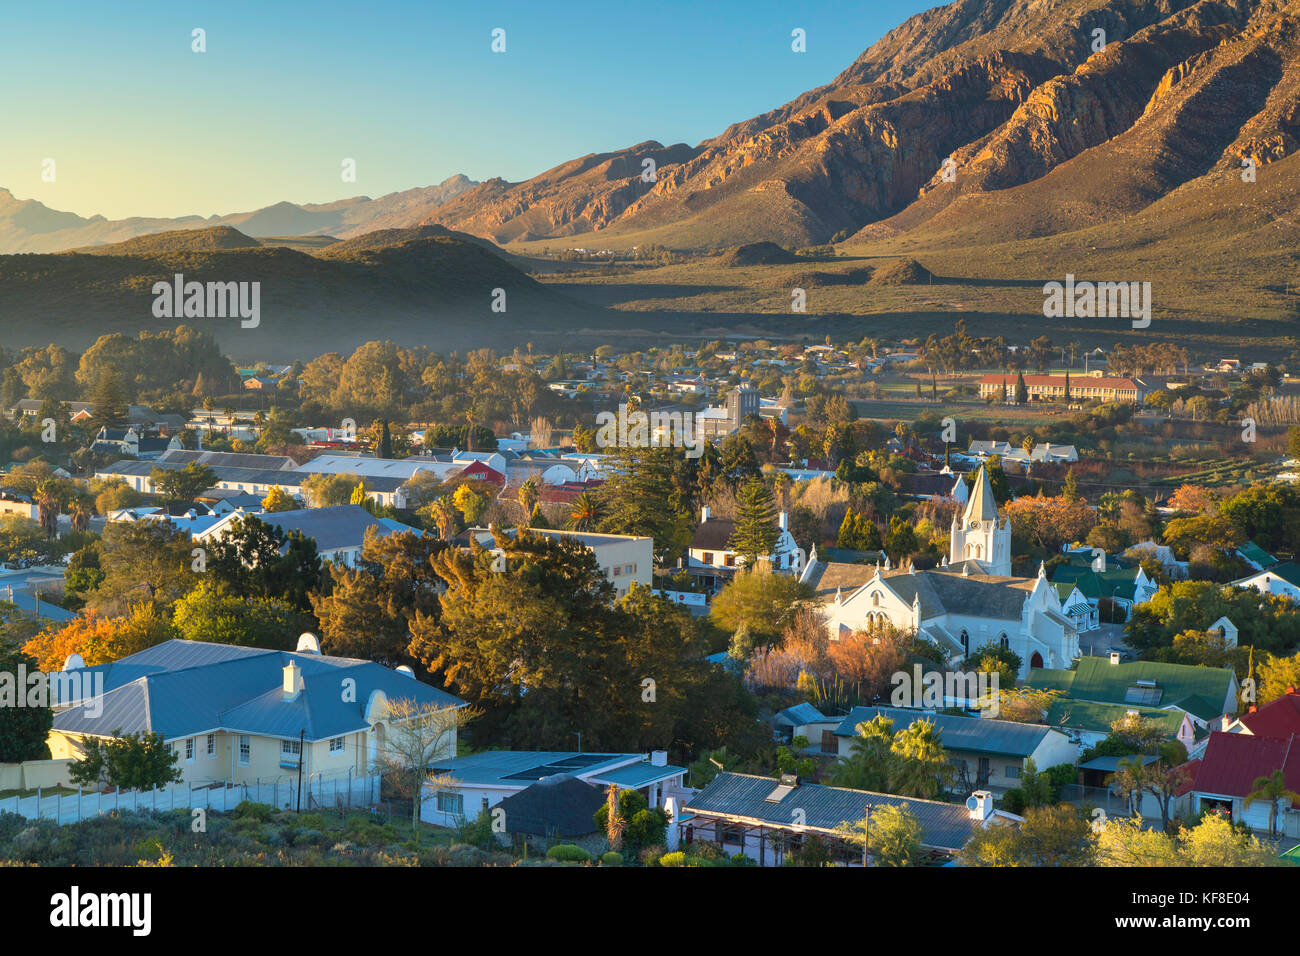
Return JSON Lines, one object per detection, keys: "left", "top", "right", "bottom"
{"left": 0, "top": 226, "right": 582, "bottom": 360}
{"left": 0, "top": 175, "right": 478, "bottom": 254}
{"left": 414, "top": 0, "right": 1299, "bottom": 260}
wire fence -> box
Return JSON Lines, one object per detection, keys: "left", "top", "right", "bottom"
{"left": 0, "top": 770, "right": 382, "bottom": 825}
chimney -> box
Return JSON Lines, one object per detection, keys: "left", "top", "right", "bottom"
{"left": 282, "top": 661, "right": 304, "bottom": 700}
{"left": 967, "top": 790, "right": 993, "bottom": 821}
{"left": 701, "top": 505, "right": 710, "bottom": 522}
{"left": 650, "top": 750, "right": 667, "bottom": 767}
{"left": 1109, "top": 652, "right": 1120, "bottom": 665}
{"left": 778, "top": 511, "right": 788, "bottom": 532}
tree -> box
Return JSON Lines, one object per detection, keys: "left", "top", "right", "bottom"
{"left": 427, "top": 496, "right": 459, "bottom": 540}
{"left": 23, "top": 604, "right": 176, "bottom": 671}
{"left": 312, "top": 528, "right": 448, "bottom": 667}
{"left": 150, "top": 462, "right": 217, "bottom": 504}
{"left": 597, "top": 445, "right": 693, "bottom": 564}
{"left": 593, "top": 788, "right": 668, "bottom": 855}
{"left": 567, "top": 490, "right": 602, "bottom": 532}
{"left": 88, "top": 365, "right": 128, "bottom": 430}
{"left": 835, "top": 803, "right": 922, "bottom": 866}
{"left": 0, "top": 646, "right": 53, "bottom": 761}
{"left": 303, "top": 472, "right": 360, "bottom": 508}
{"left": 961, "top": 803, "right": 1094, "bottom": 866}
{"left": 0, "top": 515, "right": 51, "bottom": 567}
{"left": 205, "top": 515, "right": 321, "bottom": 610}
{"left": 371, "top": 697, "right": 474, "bottom": 846}
{"left": 729, "top": 479, "right": 778, "bottom": 567}
{"left": 68, "top": 730, "right": 183, "bottom": 792}
{"left": 1014, "top": 372, "right": 1028, "bottom": 405}
{"left": 452, "top": 484, "right": 487, "bottom": 525}
{"left": 171, "top": 581, "right": 307, "bottom": 649}
{"left": 1244, "top": 769, "right": 1300, "bottom": 840}
{"left": 89, "top": 522, "right": 196, "bottom": 616}
{"left": 709, "top": 564, "right": 806, "bottom": 643}
{"left": 1108, "top": 750, "right": 1191, "bottom": 832}
{"left": 889, "top": 718, "right": 952, "bottom": 798}
{"left": 261, "top": 486, "right": 297, "bottom": 513}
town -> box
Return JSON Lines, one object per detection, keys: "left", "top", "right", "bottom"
{"left": 1, "top": 322, "right": 1298, "bottom": 869}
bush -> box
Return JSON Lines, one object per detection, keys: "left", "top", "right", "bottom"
{"left": 599, "top": 851, "right": 623, "bottom": 866}
{"left": 545, "top": 844, "right": 592, "bottom": 863}
{"left": 1001, "top": 789, "right": 1026, "bottom": 815}
{"left": 232, "top": 801, "right": 273, "bottom": 822}
{"left": 657, "top": 851, "right": 687, "bottom": 867}
{"left": 731, "top": 852, "right": 756, "bottom": 866}
{"left": 641, "top": 844, "right": 666, "bottom": 867}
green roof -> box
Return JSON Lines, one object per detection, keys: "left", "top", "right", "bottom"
{"left": 1049, "top": 565, "right": 1140, "bottom": 601}
{"left": 1027, "top": 657, "right": 1235, "bottom": 721}
{"left": 1046, "top": 699, "right": 1186, "bottom": 737}
{"left": 1237, "top": 541, "right": 1277, "bottom": 568}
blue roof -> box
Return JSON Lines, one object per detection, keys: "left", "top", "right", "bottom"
{"left": 429, "top": 751, "right": 672, "bottom": 789}
{"left": 249, "top": 505, "right": 420, "bottom": 553}
{"left": 835, "top": 706, "right": 1052, "bottom": 758}
{"left": 52, "top": 639, "right": 463, "bottom": 742}
{"left": 773, "top": 703, "right": 829, "bottom": 727}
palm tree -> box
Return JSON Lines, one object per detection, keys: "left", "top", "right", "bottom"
{"left": 517, "top": 477, "right": 540, "bottom": 523}
{"left": 429, "top": 496, "right": 458, "bottom": 541}
{"left": 1244, "top": 770, "right": 1300, "bottom": 840}
{"left": 69, "top": 498, "right": 91, "bottom": 532}
{"left": 35, "top": 482, "right": 60, "bottom": 539}
{"left": 567, "top": 491, "right": 602, "bottom": 531}
{"left": 604, "top": 783, "right": 625, "bottom": 852}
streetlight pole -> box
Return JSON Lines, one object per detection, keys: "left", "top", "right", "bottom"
{"left": 295, "top": 728, "right": 305, "bottom": 812}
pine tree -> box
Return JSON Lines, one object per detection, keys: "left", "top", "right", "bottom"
{"left": 1063, "top": 370, "right": 1071, "bottom": 402}
{"left": 729, "top": 479, "right": 779, "bottom": 567}
{"left": 1063, "top": 467, "right": 1080, "bottom": 502}
{"left": 1014, "top": 372, "right": 1028, "bottom": 405}
{"left": 378, "top": 419, "right": 393, "bottom": 459}
{"left": 89, "top": 365, "right": 128, "bottom": 429}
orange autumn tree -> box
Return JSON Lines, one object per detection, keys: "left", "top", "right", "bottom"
{"left": 23, "top": 603, "right": 175, "bottom": 671}
{"left": 1002, "top": 493, "right": 1098, "bottom": 552}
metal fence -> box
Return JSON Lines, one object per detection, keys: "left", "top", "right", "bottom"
{"left": 0, "top": 770, "right": 381, "bottom": 825}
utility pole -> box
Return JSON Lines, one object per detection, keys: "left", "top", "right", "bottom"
{"left": 295, "top": 728, "right": 305, "bottom": 812}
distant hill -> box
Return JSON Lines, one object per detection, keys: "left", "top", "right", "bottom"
{"left": 0, "top": 175, "right": 477, "bottom": 254}
{"left": 0, "top": 225, "right": 582, "bottom": 359}
{"left": 719, "top": 242, "right": 799, "bottom": 266}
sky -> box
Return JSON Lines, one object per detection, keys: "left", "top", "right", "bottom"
{"left": 0, "top": 0, "right": 937, "bottom": 220}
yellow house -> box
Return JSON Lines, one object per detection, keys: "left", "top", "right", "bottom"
{"left": 48, "top": 634, "right": 465, "bottom": 789}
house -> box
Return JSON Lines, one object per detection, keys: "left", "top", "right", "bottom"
{"left": 196, "top": 505, "right": 421, "bottom": 567}
{"left": 678, "top": 773, "right": 1018, "bottom": 865}
{"left": 91, "top": 426, "right": 183, "bottom": 460}
{"left": 421, "top": 750, "right": 686, "bottom": 827}
{"left": 686, "top": 505, "right": 805, "bottom": 589}
{"left": 48, "top": 635, "right": 465, "bottom": 787}
{"left": 833, "top": 706, "right": 1077, "bottom": 791}
{"left": 1175, "top": 731, "right": 1300, "bottom": 837}
{"left": 1050, "top": 556, "right": 1158, "bottom": 622}
{"left": 1230, "top": 562, "right": 1300, "bottom": 603}
{"left": 771, "top": 703, "right": 843, "bottom": 753}
{"left": 1216, "top": 687, "right": 1300, "bottom": 741}
{"left": 1236, "top": 541, "right": 1279, "bottom": 572}
{"left": 242, "top": 375, "right": 279, "bottom": 390}
{"left": 491, "top": 774, "right": 609, "bottom": 852}
{"left": 1052, "top": 582, "right": 1099, "bottom": 632}
{"left": 1027, "top": 656, "right": 1239, "bottom": 730}
{"left": 1045, "top": 698, "right": 1197, "bottom": 755}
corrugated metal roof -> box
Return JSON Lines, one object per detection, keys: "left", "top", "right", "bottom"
{"left": 684, "top": 772, "right": 977, "bottom": 851}
{"left": 835, "top": 706, "right": 1051, "bottom": 757}
{"left": 52, "top": 639, "right": 463, "bottom": 741}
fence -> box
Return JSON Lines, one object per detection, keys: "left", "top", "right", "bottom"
{"left": 0, "top": 770, "right": 381, "bottom": 825}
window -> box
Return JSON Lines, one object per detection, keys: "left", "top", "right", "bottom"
{"left": 721, "top": 825, "right": 746, "bottom": 846}
{"left": 238, "top": 735, "right": 250, "bottom": 766}
{"left": 329, "top": 737, "right": 345, "bottom": 753}
{"left": 281, "top": 739, "right": 301, "bottom": 756}
{"left": 612, "top": 565, "right": 621, "bottom": 577}
{"left": 481, "top": 797, "right": 490, "bottom": 814}
{"left": 1006, "top": 765, "right": 1021, "bottom": 779}
{"left": 725, "top": 555, "right": 736, "bottom": 567}
{"left": 185, "top": 738, "right": 194, "bottom": 761}
{"left": 207, "top": 733, "right": 216, "bottom": 758}
{"left": 436, "top": 791, "right": 463, "bottom": 815}
{"left": 702, "top": 552, "right": 713, "bottom": 565}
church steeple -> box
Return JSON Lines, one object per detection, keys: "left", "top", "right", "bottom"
{"left": 949, "top": 465, "right": 1011, "bottom": 576}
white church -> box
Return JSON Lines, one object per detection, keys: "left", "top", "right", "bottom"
{"left": 802, "top": 466, "right": 1079, "bottom": 678}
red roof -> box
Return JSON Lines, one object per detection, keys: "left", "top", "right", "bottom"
{"left": 1184, "top": 732, "right": 1300, "bottom": 805}
{"left": 540, "top": 479, "right": 604, "bottom": 504}
{"left": 457, "top": 461, "right": 505, "bottom": 487}
{"left": 978, "top": 374, "right": 1142, "bottom": 390}
{"left": 1240, "top": 691, "right": 1300, "bottom": 739}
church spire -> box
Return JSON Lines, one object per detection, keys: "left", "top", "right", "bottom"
{"left": 963, "top": 465, "right": 999, "bottom": 525}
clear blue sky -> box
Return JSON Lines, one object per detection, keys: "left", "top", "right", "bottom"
{"left": 0, "top": 0, "right": 937, "bottom": 219}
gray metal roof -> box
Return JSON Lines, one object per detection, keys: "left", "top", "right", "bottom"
{"left": 685, "top": 772, "right": 977, "bottom": 851}
{"left": 835, "top": 706, "right": 1051, "bottom": 758}
{"left": 249, "top": 505, "right": 420, "bottom": 553}
{"left": 52, "top": 639, "right": 463, "bottom": 742}
{"left": 773, "top": 703, "right": 829, "bottom": 727}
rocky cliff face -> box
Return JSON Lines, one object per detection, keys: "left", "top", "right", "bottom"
{"left": 420, "top": 0, "right": 1300, "bottom": 250}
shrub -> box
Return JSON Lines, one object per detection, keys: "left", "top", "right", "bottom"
{"left": 599, "top": 851, "right": 623, "bottom": 866}
{"left": 657, "top": 851, "right": 688, "bottom": 867}
{"left": 545, "top": 844, "right": 592, "bottom": 863}
{"left": 731, "top": 853, "right": 757, "bottom": 866}
{"left": 641, "top": 844, "right": 666, "bottom": 867}
{"left": 232, "top": 801, "right": 273, "bottom": 822}
{"left": 1001, "top": 789, "right": 1027, "bottom": 814}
